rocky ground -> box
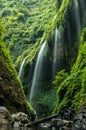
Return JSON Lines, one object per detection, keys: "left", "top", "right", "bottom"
{"left": 0, "top": 106, "right": 30, "bottom": 127}
{"left": 0, "top": 106, "right": 86, "bottom": 130}
{"left": 73, "top": 108, "right": 86, "bottom": 130}
{"left": 57, "top": 105, "right": 86, "bottom": 130}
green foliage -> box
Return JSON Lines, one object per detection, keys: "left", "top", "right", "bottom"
{"left": 36, "top": 86, "right": 57, "bottom": 117}
{"left": 54, "top": 28, "right": 86, "bottom": 112}
{"left": 81, "top": 27, "right": 86, "bottom": 44}
{"left": 0, "top": 0, "right": 71, "bottom": 72}
{"left": 0, "top": 20, "right": 34, "bottom": 115}
{"left": 15, "top": 36, "right": 45, "bottom": 69}
{"left": 56, "top": 0, "right": 71, "bottom": 28}
{"left": 46, "top": 0, "right": 71, "bottom": 43}
{"left": 0, "top": 0, "right": 56, "bottom": 63}
{"left": 25, "top": 100, "right": 34, "bottom": 114}
{"left": 0, "top": 20, "right": 5, "bottom": 40}
{"left": 2, "top": 9, "right": 11, "bottom": 17}
{"left": 0, "top": 33, "right": 22, "bottom": 89}
{"left": 53, "top": 70, "right": 68, "bottom": 87}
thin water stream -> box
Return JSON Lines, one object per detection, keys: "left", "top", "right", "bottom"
{"left": 19, "top": 56, "right": 28, "bottom": 79}
{"left": 52, "top": 28, "right": 64, "bottom": 78}
{"left": 53, "top": 28, "right": 58, "bottom": 77}
{"left": 29, "top": 41, "right": 47, "bottom": 106}
{"left": 73, "top": 0, "right": 81, "bottom": 36}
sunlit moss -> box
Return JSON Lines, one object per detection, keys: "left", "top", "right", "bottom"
{"left": 0, "top": 20, "right": 34, "bottom": 115}
{"left": 0, "top": 0, "right": 56, "bottom": 63}
{"left": 54, "top": 28, "right": 86, "bottom": 112}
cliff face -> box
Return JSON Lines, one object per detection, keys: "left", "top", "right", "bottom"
{"left": 0, "top": 23, "right": 33, "bottom": 115}
{"left": 0, "top": 60, "right": 31, "bottom": 114}
{"left": 54, "top": 28, "right": 86, "bottom": 112}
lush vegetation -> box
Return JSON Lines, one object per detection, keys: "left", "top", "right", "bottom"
{"left": 0, "top": 20, "right": 34, "bottom": 115}
{"left": 54, "top": 28, "right": 86, "bottom": 112}
{"left": 0, "top": 0, "right": 86, "bottom": 117}
{"left": 0, "top": 0, "right": 56, "bottom": 64}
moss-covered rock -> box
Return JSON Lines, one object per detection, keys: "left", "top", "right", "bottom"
{"left": 54, "top": 28, "right": 86, "bottom": 112}
{"left": 0, "top": 22, "right": 34, "bottom": 116}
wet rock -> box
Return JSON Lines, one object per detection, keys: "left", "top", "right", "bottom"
{"left": 11, "top": 112, "right": 29, "bottom": 127}
{"left": 61, "top": 126, "right": 71, "bottom": 130}
{"left": 0, "top": 106, "right": 13, "bottom": 126}
{"left": 40, "top": 122, "right": 50, "bottom": 128}
{"left": 72, "top": 109, "right": 86, "bottom": 130}
{"left": 0, "top": 77, "right": 2, "bottom": 81}
{"left": 60, "top": 107, "right": 75, "bottom": 120}
{"left": 13, "top": 121, "right": 21, "bottom": 127}
{"left": 51, "top": 118, "right": 72, "bottom": 128}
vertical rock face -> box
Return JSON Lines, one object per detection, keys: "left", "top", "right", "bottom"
{"left": 0, "top": 36, "right": 33, "bottom": 116}
{"left": 0, "top": 59, "right": 33, "bottom": 116}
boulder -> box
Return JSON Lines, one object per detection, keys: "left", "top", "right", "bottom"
{"left": 51, "top": 118, "right": 72, "bottom": 128}
{"left": 0, "top": 106, "right": 13, "bottom": 126}
{"left": 11, "top": 112, "right": 29, "bottom": 127}
{"left": 72, "top": 109, "right": 86, "bottom": 130}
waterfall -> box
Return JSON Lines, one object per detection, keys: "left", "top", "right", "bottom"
{"left": 73, "top": 0, "right": 81, "bottom": 36}
{"left": 80, "top": 0, "right": 85, "bottom": 13}
{"left": 53, "top": 28, "right": 59, "bottom": 77}
{"left": 52, "top": 28, "right": 65, "bottom": 78}
{"left": 18, "top": 56, "right": 27, "bottom": 79}
{"left": 29, "top": 41, "right": 47, "bottom": 106}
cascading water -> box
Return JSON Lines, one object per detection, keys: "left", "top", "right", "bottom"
{"left": 53, "top": 28, "right": 59, "bottom": 77}
{"left": 73, "top": 0, "right": 81, "bottom": 36}
{"left": 18, "top": 56, "right": 28, "bottom": 79}
{"left": 52, "top": 28, "right": 65, "bottom": 78}
{"left": 79, "top": 0, "right": 85, "bottom": 14}
{"left": 79, "top": 0, "right": 86, "bottom": 25}
{"left": 29, "top": 41, "right": 47, "bottom": 107}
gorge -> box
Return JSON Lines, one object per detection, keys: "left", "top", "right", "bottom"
{"left": 0, "top": 0, "right": 86, "bottom": 129}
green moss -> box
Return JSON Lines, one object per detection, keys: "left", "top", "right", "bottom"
{"left": 15, "top": 33, "right": 46, "bottom": 71}
{"left": 0, "top": 39, "right": 23, "bottom": 87}
{"left": 0, "top": 0, "right": 57, "bottom": 63}
{"left": 25, "top": 100, "right": 34, "bottom": 114}
{"left": 0, "top": 21, "right": 34, "bottom": 115}
{"left": 39, "top": 88, "right": 57, "bottom": 117}
{"left": 53, "top": 70, "right": 68, "bottom": 87}
{"left": 54, "top": 28, "right": 86, "bottom": 112}
{"left": 56, "top": 0, "right": 71, "bottom": 28}
{"left": 46, "top": 0, "right": 71, "bottom": 43}
{"left": 0, "top": 0, "right": 71, "bottom": 73}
